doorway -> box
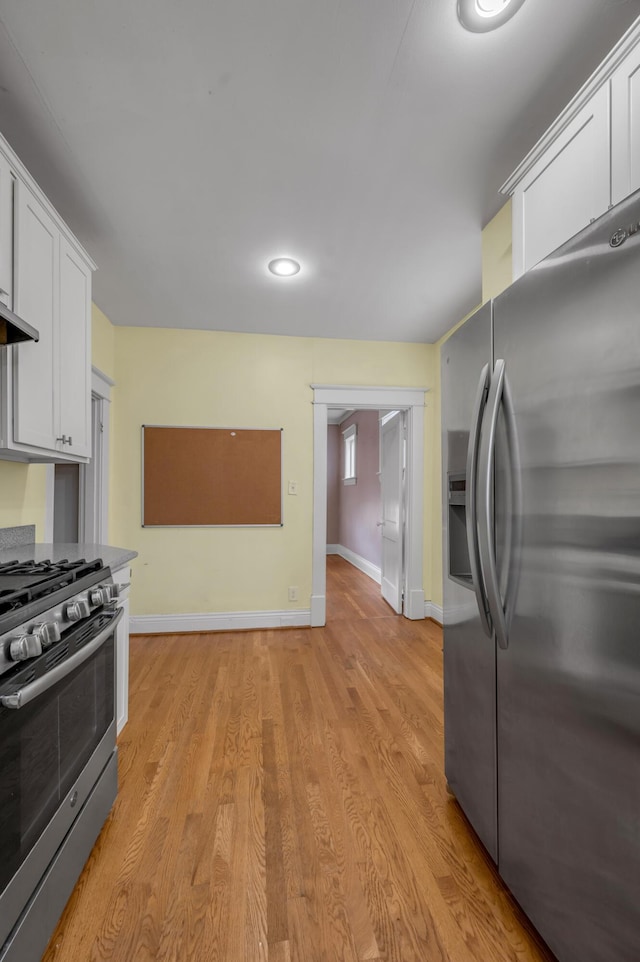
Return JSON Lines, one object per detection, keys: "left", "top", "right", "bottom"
{"left": 53, "top": 463, "right": 80, "bottom": 542}
{"left": 45, "top": 367, "right": 113, "bottom": 543}
{"left": 379, "top": 410, "right": 405, "bottom": 612}
{"left": 326, "top": 408, "right": 406, "bottom": 616}
{"left": 311, "top": 384, "right": 427, "bottom": 627}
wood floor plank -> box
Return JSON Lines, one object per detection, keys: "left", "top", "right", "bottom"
{"left": 41, "top": 557, "right": 556, "bottom": 962}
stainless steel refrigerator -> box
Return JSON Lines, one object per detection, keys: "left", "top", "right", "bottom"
{"left": 441, "top": 190, "right": 640, "bottom": 962}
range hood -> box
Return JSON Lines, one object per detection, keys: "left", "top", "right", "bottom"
{"left": 0, "top": 301, "right": 39, "bottom": 345}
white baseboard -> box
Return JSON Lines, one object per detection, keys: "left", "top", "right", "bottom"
{"left": 424, "top": 601, "right": 444, "bottom": 624}
{"left": 327, "top": 544, "right": 381, "bottom": 585}
{"left": 130, "top": 608, "right": 311, "bottom": 635}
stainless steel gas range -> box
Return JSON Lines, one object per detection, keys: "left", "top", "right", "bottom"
{"left": 0, "top": 557, "right": 123, "bottom": 962}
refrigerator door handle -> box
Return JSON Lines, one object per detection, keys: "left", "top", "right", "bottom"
{"left": 501, "top": 370, "right": 523, "bottom": 642}
{"left": 465, "top": 362, "right": 493, "bottom": 637}
{"left": 477, "top": 358, "right": 510, "bottom": 649}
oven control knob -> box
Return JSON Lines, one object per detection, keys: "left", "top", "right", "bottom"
{"left": 107, "top": 582, "right": 129, "bottom": 601}
{"left": 65, "top": 599, "right": 91, "bottom": 622}
{"left": 33, "top": 621, "right": 61, "bottom": 649}
{"left": 9, "top": 634, "right": 42, "bottom": 661}
{"left": 89, "top": 586, "right": 111, "bottom": 606}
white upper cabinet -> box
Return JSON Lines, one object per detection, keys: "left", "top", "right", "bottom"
{"left": 611, "top": 39, "right": 640, "bottom": 204}
{"left": 59, "top": 236, "right": 91, "bottom": 457}
{"left": 13, "top": 181, "right": 59, "bottom": 452}
{"left": 510, "top": 86, "right": 611, "bottom": 275}
{"left": 0, "top": 132, "right": 95, "bottom": 462}
{"left": 503, "top": 19, "right": 640, "bottom": 279}
{"left": 0, "top": 154, "right": 12, "bottom": 309}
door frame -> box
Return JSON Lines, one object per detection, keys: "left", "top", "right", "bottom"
{"left": 379, "top": 409, "right": 405, "bottom": 614}
{"left": 44, "top": 366, "right": 113, "bottom": 542}
{"left": 311, "top": 384, "right": 427, "bottom": 627}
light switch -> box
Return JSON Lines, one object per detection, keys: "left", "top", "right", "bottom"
{"left": 288, "top": 481, "right": 298, "bottom": 495}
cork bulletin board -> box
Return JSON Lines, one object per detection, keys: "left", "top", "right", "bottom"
{"left": 142, "top": 425, "right": 283, "bottom": 526}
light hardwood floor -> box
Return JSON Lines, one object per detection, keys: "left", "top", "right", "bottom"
{"left": 42, "top": 555, "right": 555, "bottom": 961}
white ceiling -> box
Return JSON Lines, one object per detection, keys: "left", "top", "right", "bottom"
{"left": 0, "top": 0, "right": 638, "bottom": 343}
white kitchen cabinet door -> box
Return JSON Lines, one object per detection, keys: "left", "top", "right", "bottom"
{"left": 611, "top": 40, "right": 640, "bottom": 205}
{"left": 0, "top": 154, "right": 12, "bottom": 309}
{"left": 59, "top": 236, "right": 91, "bottom": 457}
{"left": 12, "top": 180, "right": 59, "bottom": 451}
{"left": 512, "top": 85, "right": 611, "bottom": 277}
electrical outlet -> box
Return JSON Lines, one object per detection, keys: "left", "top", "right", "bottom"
{"left": 288, "top": 480, "right": 298, "bottom": 495}
{"left": 288, "top": 586, "right": 298, "bottom": 602}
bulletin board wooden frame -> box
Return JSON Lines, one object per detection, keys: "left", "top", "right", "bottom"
{"left": 142, "top": 425, "right": 283, "bottom": 527}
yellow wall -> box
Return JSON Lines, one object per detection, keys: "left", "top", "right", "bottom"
{"left": 428, "top": 199, "right": 513, "bottom": 609}
{"left": 109, "top": 328, "right": 438, "bottom": 616}
{"left": 482, "top": 199, "right": 512, "bottom": 302}
{"left": 92, "top": 303, "right": 116, "bottom": 380}
{"left": 0, "top": 461, "right": 47, "bottom": 537}
{"left": 0, "top": 202, "right": 511, "bottom": 615}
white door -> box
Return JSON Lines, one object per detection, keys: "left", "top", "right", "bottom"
{"left": 380, "top": 411, "right": 404, "bottom": 613}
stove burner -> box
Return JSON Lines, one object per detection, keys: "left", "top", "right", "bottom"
{"left": 0, "top": 558, "right": 90, "bottom": 575}
{"left": 0, "top": 558, "right": 105, "bottom": 616}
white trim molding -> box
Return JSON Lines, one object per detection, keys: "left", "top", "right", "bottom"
{"left": 92, "top": 365, "right": 115, "bottom": 400}
{"left": 43, "top": 464, "right": 55, "bottom": 542}
{"left": 424, "top": 601, "right": 444, "bottom": 625}
{"left": 311, "top": 384, "right": 428, "bottom": 627}
{"left": 342, "top": 422, "right": 357, "bottom": 484}
{"left": 312, "top": 384, "right": 428, "bottom": 407}
{"left": 130, "top": 608, "right": 312, "bottom": 635}
{"left": 328, "top": 544, "right": 382, "bottom": 585}
{"left": 84, "top": 366, "right": 113, "bottom": 543}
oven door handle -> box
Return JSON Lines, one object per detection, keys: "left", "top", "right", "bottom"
{"left": 0, "top": 608, "right": 123, "bottom": 710}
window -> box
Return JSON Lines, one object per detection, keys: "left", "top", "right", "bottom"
{"left": 342, "top": 423, "right": 356, "bottom": 484}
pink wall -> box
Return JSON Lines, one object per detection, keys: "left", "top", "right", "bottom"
{"left": 326, "top": 424, "right": 340, "bottom": 544}
{"left": 337, "top": 410, "right": 382, "bottom": 568}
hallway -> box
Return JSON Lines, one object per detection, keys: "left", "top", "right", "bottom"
{"left": 325, "top": 554, "right": 397, "bottom": 622}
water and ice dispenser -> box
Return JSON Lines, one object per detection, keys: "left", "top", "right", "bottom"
{"left": 447, "top": 471, "right": 472, "bottom": 587}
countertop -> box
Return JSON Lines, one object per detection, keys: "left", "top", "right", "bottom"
{"left": 0, "top": 543, "right": 137, "bottom": 571}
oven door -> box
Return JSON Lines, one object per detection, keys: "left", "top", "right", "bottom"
{"left": 0, "top": 607, "right": 122, "bottom": 949}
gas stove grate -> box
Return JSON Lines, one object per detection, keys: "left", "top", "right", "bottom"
{"left": 0, "top": 559, "right": 104, "bottom": 616}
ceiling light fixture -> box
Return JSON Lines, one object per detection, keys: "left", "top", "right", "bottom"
{"left": 457, "top": 0, "right": 526, "bottom": 32}
{"left": 268, "top": 257, "right": 301, "bottom": 277}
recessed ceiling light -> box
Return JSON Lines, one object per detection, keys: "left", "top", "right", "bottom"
{"left": 458, "top": 0, "right": 526, "bottom": 32}
{"left": 268, "top": 257, "right": 301, "bottom": 277}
